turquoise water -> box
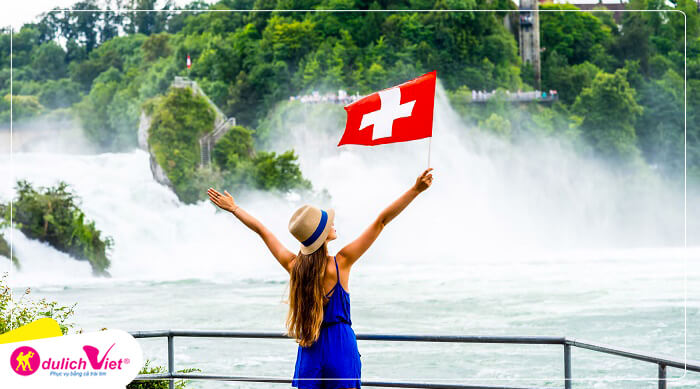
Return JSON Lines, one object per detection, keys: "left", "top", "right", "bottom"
{"left": 2, "top": 83, "right": 699, "bottom": 388}
{"left": 18, "top": 251, "right": 699, "bottom": 389}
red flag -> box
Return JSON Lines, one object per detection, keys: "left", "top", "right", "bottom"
{"left": 187, "top": 54, "right": 191, "bottom": 69}
{"left": 338, "top": 70, "right": 436, "bottom": 147}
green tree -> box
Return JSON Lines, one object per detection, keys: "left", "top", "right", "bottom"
{"left": 635, "top": 69, "right": 684, "bottom": 176}
{"left": 141, "top": 32, "right": 172, "bottom": 62}
{"left": 543, "top": 54, "right": 601, "bottom": 105}
{"left": 3, "top": 180, "right": 114, "bottom": 276}
{"left": 252, "top": 150, "right": 311, "bottom": 192}
{"left": 38, "top": 78, "right": 82, "bottom": 109}
{"left": 5, "top": 27, "right": 40, "bottom": 68}
{"left": 76, "top": 67, "right": 139, "bottom": 150}
{"left": 613, "top": 0, "right": 653, "bottom": 75}
{"left": 0, "top": 206, "right": 19, "bottom": 269}
{"left": 479, "top": 112, "right": 512, "bottom": 139}
{"left": 125, "top": 0, "right": 170, "bottom": 36}
{"left": 147, "top": 87, "right": 217, "bottom": 203}
{"left": 66, "top": 1, "right": 102, "bottom": 53}
{"left": 212, "top": 125, "right": 255, "bottom": 171}
{"left": 1, "top": 95, "right": 44, "bottom": 122}
{"left": 260, "top": 15, "right": 319, "bottom": 66}
{"left": 31, "top": 42, "right": 67, "bottom": 80}
{"left": 540, "top": 3, "right": 614, "bottom": 66}
{"left": 572, "top": 68, "right": 643, "bottom": 162}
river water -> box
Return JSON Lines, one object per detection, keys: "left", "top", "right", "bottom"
{"left": 1, "top": 83, "right": 698, "bottom": 388}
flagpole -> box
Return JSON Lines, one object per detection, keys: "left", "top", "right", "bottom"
{"left": 427, "top": 137, "right": 432, "bottom": 168}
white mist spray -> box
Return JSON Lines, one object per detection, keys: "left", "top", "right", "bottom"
{"left": 265, "top": 79, "right": 687, "bottom": 263}
{"left": 0, "top": 80, "right": 692, "bottom": 287}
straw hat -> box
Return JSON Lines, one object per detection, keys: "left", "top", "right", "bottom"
{"left": 288, "top": 205, "right": 335, "bottom": 255}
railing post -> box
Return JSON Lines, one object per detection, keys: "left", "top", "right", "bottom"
{"left": 564, "top": 343, "right": 571, "bottom": 389}
{"left": 658, "top": 363, "right": 666, "bottom": 389}
{"left": 168, "top": 333, "right": 174, "bottom": 389}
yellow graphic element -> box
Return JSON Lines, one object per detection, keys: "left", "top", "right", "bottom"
{"left": 0, "top": 318, "right": 63, "bottom": 344}
{"left": 15, "top": 350, "right": 35, "bottom": 372}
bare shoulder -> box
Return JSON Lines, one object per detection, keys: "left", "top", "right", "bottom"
{"left": 335, "top": 252, "right": 352, "bottom": 271}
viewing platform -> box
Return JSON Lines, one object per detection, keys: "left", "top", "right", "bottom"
{"left": 289, "top": 89, "right": 363, "bottom": 105}
{"left": 470, "top": 89, "right": 558, "bottom": 103}
{"left": 288, "top": 89, "right": 559, "bottom": 106}
{"left": 129, "top": 329, "right": 699, "bottom": 389}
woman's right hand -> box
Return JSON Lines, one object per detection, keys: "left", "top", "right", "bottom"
{"left": 208, "top": 187, "right": 237, "bottom": 213}
{"left": 413, "top": 168, "right": 434, "bottom": 193}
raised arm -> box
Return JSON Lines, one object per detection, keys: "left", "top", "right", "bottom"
{"left": 208, "top": 188, "right": 296, "bottom": 273}
{"left": 337, "top": 168, "right": 434, "bottom": 268}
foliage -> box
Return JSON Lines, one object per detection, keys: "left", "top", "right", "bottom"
{"left": 212, "top": 125, "right": 255, "bottom": 170}
{"left": 635, "top": 68, "right": 684, "bottom": 175}
{"left": 147, "top": 86, "right": 216, "bottom": 203}
{"left": 147, "top": 86, "right": 311, "bottom": 202}
{"left": 31, "top": 41, "right": 68, "bottom": 81}
{"left": 0, "top": 271, "right": 199, "bottom": 388}
{"left": 0, "top": 0, "right": 698, "bottom": 186}
{"left": 478, "top": 112, "right": 511, "bottom": 140}
{"left": 572, "top": 68, "right": 643, "bottom": 163}
{"left": 542, "top": 53, "right": 601, "bottom": 105}
{"left": 75, "top": 65, "right": 141, "bottom": 151}
{"left": 540, "top": 3, "right": 615, "bottom": 67}
{"left": 1, "top": 180, "right": 114, "bottom": 276}
{"left": 0, "top": 272, "right": 199, "bottom": 388}
{"left": 142, "top": 32, "right": 172, "bottom": 62}
{"left": 127, "top": 359, "right": 201, "bottom": 389}
{"left": 251, "top": 150, "right": 311, "bottom": 192}
{"left": 0, "top": 231, "right": 19, "bottom": 270}
{"left": 0, "top": 95, "right": 44, "bottom": 122}
{"left": 0, "top": 272, "right": 78, "bottom": 336}
{"left": 38, "top": 78, "right": 83, "bottom": 109}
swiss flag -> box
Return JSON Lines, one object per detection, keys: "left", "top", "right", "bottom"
{"left": 338, "top": 70, "right": 436, "bottom": 147}
{"left": 187, "top": 54, "right": 191, "bottom": 69}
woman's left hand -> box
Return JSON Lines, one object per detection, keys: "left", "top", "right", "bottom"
{"left": 208, "top": 188, "right": 237, "bottom": 213}
{"left": 413, "top": 168, "right": 434, "bottom": 193}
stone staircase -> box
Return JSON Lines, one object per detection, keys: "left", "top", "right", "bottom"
{"left": 199, "top": 117, "right": 236, "bottom": 167}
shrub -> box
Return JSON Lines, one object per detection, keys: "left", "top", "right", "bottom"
{"left": 0, "top": 232, "right": 19, "bottom": 270}
{"left": 2, "top": 180, "right": 114, "bottom": 276}
{"left": 0, "top": 273, "right": 198, "bottom": 388}
{"left": 127, "top": 359, "right": 201, "bottom": 389}
{"left": 0, "top": 272, "right": 78, "bottom": 335}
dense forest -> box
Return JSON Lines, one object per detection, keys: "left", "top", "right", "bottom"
{"left": 0, "top": 0, "right": 698, "bottom": 191}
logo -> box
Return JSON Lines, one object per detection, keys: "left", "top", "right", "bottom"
{"left": 9, "top": 342, "right": 128, "bottom": 375}
{"left": 83, "top": 343, "right": 118, "bottom": 369}
{"left": 10, "top": 346, "right": 41, "bottom": 376}
{"left": 2, "top": 328, "right": 143, "bottom": 388}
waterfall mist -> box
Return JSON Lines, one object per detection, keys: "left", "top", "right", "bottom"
{"left": 0, "top": 79, "right": 694, "bottom": 288}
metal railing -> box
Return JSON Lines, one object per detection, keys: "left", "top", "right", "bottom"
{"left": 198, "top": 117, "right": 235, "bottom": 167}
{"left": 128, "top": 330, "right": 700, "bottom": 389}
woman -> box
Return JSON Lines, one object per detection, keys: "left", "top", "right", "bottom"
{"left": 207, "top": 167, "right": 434, "bottom": 389}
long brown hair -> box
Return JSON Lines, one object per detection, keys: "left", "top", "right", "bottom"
{"left": 285, "top": 242, "right": 329, "bottom": 347}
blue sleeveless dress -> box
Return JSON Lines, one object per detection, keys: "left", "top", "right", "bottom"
{"left": 292, "top": 255, "right": 362, "bottom": 389}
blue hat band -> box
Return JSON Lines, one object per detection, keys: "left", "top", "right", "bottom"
{"left": 301, "top": 210, "right": 328, "bottom": 247}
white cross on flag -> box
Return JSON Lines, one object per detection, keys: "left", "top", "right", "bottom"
{"left": 338, "top": 70, "right": 436, "bottom": 147}
{"left": 187, "top": 54, "right": 191, "bottom": 69}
